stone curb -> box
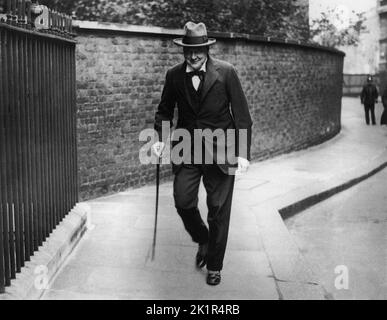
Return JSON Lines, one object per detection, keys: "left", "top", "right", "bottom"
{"left": 251, "top": 150, "right": 387, "bottom": 300}
{"left": 0, "top": 203, "right": 90, "bottom": 300}
{"left": 279, "top": 154, "right": 387, "bottom": 220}
{"left": 251, "top": 204, "right": 332, "bottom": 300}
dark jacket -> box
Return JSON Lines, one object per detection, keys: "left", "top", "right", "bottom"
{"left": 382, "top": 87, "right": 387, "bottom": 108}
{"left": 154, "top": 57, "right": 253, "bottom": 174}
{"left": 361, "top": 83, "right": 378, "bottom": 105}
{"left": 381, "top": 87, "right": 387, "bottom": 125}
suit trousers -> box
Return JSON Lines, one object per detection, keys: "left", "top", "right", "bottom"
{"left": 364, "top": 103, "right": 376, "bottom": 125}
{"left": 173, "top": 164, "right": 235, "bottom": 271}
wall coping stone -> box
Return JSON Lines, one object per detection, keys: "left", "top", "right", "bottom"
{"left": 73, "top": 20, "right": 345, "bottom": 57}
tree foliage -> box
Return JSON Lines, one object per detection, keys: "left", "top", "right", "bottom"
{"left": 310, "top": 8, "right": 367, "bottom": 48}
{"left": 39, "top": 0, "right": 309, "bottom": 40}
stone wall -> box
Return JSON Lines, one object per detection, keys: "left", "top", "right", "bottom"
{"left": 74, "top": 22, "right": 344, "bottom": 200}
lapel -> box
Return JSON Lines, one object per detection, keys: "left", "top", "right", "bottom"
{"left": 200, "top": 57, "right": 219, "bottom": 103}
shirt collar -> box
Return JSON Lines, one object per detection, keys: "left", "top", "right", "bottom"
{"left": 186, "top": 58, "right": 207, "bottom": 73}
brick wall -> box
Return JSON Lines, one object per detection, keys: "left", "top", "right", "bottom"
{"left": 75, "top": 22, "right": 344, "bottom": 200}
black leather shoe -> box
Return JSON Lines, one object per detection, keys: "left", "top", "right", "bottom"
{"left": 196, "top": 243, "right": 208, "bottom": 268}
{"left": 206, "top": 271, "right": 221, "bottom": 285}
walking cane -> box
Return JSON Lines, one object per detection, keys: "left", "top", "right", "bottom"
{"left": 151, "top": 155, "right": 160, "bottom": 261}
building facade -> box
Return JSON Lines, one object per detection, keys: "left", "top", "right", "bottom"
{"left": 378, "top": 0, "right": 387, "bottom": 90}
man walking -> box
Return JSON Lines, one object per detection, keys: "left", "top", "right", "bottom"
{"left": 361, "top": 75, "right": 379, "bottom": 125}
{"left": 152, "top": 22, "right": 252, "bottom": 285}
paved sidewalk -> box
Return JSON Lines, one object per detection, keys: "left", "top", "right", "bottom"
{"left": 42, "top": 98, "right": 387, "bottom": 300}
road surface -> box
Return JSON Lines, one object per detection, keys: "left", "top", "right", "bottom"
{"left": 285, "top": 167, "right": 387, "bottom": 300}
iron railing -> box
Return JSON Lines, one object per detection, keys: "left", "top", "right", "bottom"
{"left": 0, "top": 0, "right": 77, "bottom": 293}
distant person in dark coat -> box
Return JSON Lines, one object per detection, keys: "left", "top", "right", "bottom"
{"left": 360, "top": 75, "right": 378, "bottom": 125}
{"left": 381, "top": 86, "right": 387, "bottom": 125}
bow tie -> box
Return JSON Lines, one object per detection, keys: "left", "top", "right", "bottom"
{"left": 187, "top": 70, "right": 205, "bottom": 80}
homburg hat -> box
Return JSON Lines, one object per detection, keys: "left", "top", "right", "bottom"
{"left": 173, "top": 21, "right": 216, "bottom": 47}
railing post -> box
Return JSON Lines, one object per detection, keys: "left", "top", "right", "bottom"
{"left": 0, "top": 26, "right": 6, "bottom": 295}
{"left": 11, "top": 0, "right": 17, "bottom": 25}
{"left": 0, "top": 208, "right": 4, "bottom": 293}
{"left": 19, "top": 0, "right": 26, "bottom": 26}
{"left": 6, "top": 0, "right": 11, "bottom": 22}
{"left": 25, "top": 0, "right": 31, "bottom": 29}
{"left": 16, "top": 0, "right": 21, "bottom": 26}
{"left": 1, "top": 26, "right": 12, "bottom": 287}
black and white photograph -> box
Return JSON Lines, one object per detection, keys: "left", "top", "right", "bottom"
{"left": 0, "top": 0, "right": 386, "bottom": 307}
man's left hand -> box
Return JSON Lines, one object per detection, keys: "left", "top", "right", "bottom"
{"left": 236, "top": 157, "right": 250, "bottom": 175}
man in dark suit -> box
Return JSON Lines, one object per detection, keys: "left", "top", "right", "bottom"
{"left": 152, "top": 22, "right": 252, "bottom": 285}
{"left": 361, "top": 75, "right": 379, "bottom": 125}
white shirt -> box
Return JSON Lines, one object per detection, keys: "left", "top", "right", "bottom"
{"left": 186, "top": 58, "right": 207, "bottom": 91}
